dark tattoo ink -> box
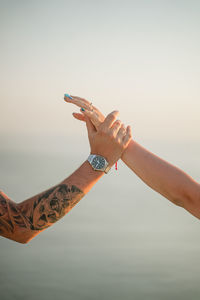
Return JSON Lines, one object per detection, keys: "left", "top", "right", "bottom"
{"left": 0, "top": 184, "right": 84, "bottom": 237}
{"left": 29, "top": 184, "right": 84, "bottom": 230}
{"left": 0, "top": 191, "right": 29, "bottom": 235}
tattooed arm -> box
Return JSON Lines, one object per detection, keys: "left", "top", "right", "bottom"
{"left": 0, "top": 163, "right": 100, "bottom": 244}
{"left": 0, "top": 111, "right": 131, "bottom": 244}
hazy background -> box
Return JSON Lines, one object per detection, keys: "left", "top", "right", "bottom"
{"left": 0, "top": 1, "right": 200, "bottom": 299}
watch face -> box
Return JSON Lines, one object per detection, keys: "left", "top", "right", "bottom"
{"left": 92, "top": 156, "right": 106, "bottom": 170}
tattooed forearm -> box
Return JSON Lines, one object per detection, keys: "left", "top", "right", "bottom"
{"left": 26, "top": 184, "right": 84, "bottom": 230}
{"left": 0, "top": 191, "right": 30, "bottom": 235}
{"left": 0, "top": 184, "right": 84, "bottom": 242}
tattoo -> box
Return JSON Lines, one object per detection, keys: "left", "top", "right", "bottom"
{"left": 0, "top": 191, "right": 29, "bottom": 235}
{"left": 0, "top": 184, "right": 84, "bottom": 238}
{"left": 28, "top": 184, "right": 84, "bottom": 230}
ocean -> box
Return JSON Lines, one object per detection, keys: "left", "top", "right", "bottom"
{"left": 1, "top": 137, "right": 200, "bottom": 300}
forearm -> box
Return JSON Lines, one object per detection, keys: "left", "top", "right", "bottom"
{"left": 121, "top": 140, "right": 200, "bottom": 209}
{"left": 64, "top": 94, "right": 200, "bottom": 217}
{"left": 0, "top": 161, "right": 103, "bottom": 244}
{"left": 61, "top": 160, "right": 104, "bottom": 194}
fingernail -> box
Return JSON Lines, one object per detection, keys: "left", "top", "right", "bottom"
{"left": 64, "top": 93, "right": 73, "bottom": 99}
{"left": 81, "top": 107, "right": 85, "bottom": 112}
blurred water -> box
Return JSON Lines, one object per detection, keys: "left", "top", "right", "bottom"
{"left": 0, "top": 137, "right": 200, "bottom": 300}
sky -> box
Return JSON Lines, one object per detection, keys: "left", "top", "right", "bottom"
{"left": 1, "top": 3, "right": 200, "bottom": 299}
{"left": 0, "top": 0, "right": 200, "bottom": 149}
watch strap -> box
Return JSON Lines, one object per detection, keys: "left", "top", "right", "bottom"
{"left": 87, "top": 154, "right": 96, "bottom": 165}
{"left": 104, "top": 165, "right": 111, "bottom": 174}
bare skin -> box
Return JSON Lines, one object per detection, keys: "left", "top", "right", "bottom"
{"left": 64, "top": 95, "right": 200, "bottom": 219}
{"left": 0, "top": 112, "right": 132, "bottom": 244}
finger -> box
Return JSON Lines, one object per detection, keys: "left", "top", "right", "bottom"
{"left": 72, "top": 113, "right": 86, "bottom": 122}
{"left": 110, "top": 119, "right": 122, "bottom": 137}
{"left": 64, "top": 95, "right": 105, "bottom": 120}
{"left": 100, "top": 111, "right": 119, "bottom": 131}
{"left": 73, "top": 97, "right": 98, "bottom": 112}
{"left": 70, "top": 95, "right": 98, "bottom": 110}
{"left": 117, "top": 124, "right": 126, "bottom": 140}
{"left": 65, "top": 96, "right": 98, "bottom": 113}
{"left": 85, "top": 115, "right": 96, "bottom": 136}
{"left": 81, "top": 107, "right": 105, "bottom": 122}
{"left": 81, "top": 108, "right": 102, "bottom": 129}
{"left": 123, "top": 126, "right": 132, "bottom": 147}
{"left": 64, "top": 95, "right": 90, "bottom": 110}
{"left": 65, "top": 95, "right": 97, "bottom": 112}
{"left": 70, "top": 95, "right": 91, "bottom": 105}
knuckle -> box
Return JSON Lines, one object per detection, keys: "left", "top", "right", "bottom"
{"left": 113, "top": 110, "right": 119, "bottom": 115}
{"left": 109, "top": 110, "right": 118, "bottom": 118}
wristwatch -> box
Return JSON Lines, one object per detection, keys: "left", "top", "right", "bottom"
{"left": 87, "top": 154, "right": 111, "bottom": 174}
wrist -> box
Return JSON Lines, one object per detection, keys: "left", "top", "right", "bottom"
{"left": 90, "top": 152, "right": 116, "bottom": 168}
{"left": 121, "top": 139, "right": 135, "bottom": 162}
{"left": 88, "top": 154, "right": 112, "bottom": 173}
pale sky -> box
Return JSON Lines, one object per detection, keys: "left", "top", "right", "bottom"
{"left": 0, "top": 0, "right": 200, "bottom": 146}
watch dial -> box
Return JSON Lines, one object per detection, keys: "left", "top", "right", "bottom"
{"left": 93, "top": 156, "right": 106, "bottom": 170}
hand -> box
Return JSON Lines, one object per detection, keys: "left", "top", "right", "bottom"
{"left": 84, "top": 110, "right": 132, "bottom": 167}
{"left": 64, "top": 95, "right": 104, "bottom": 129}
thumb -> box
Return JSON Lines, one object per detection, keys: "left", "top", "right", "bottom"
{"left": 85, "top": 115, "right": 96, "bottom": 136}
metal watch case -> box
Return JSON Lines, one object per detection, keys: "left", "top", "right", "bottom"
{"left": 87, "top": 154, "right": 111, "bottom": 174}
